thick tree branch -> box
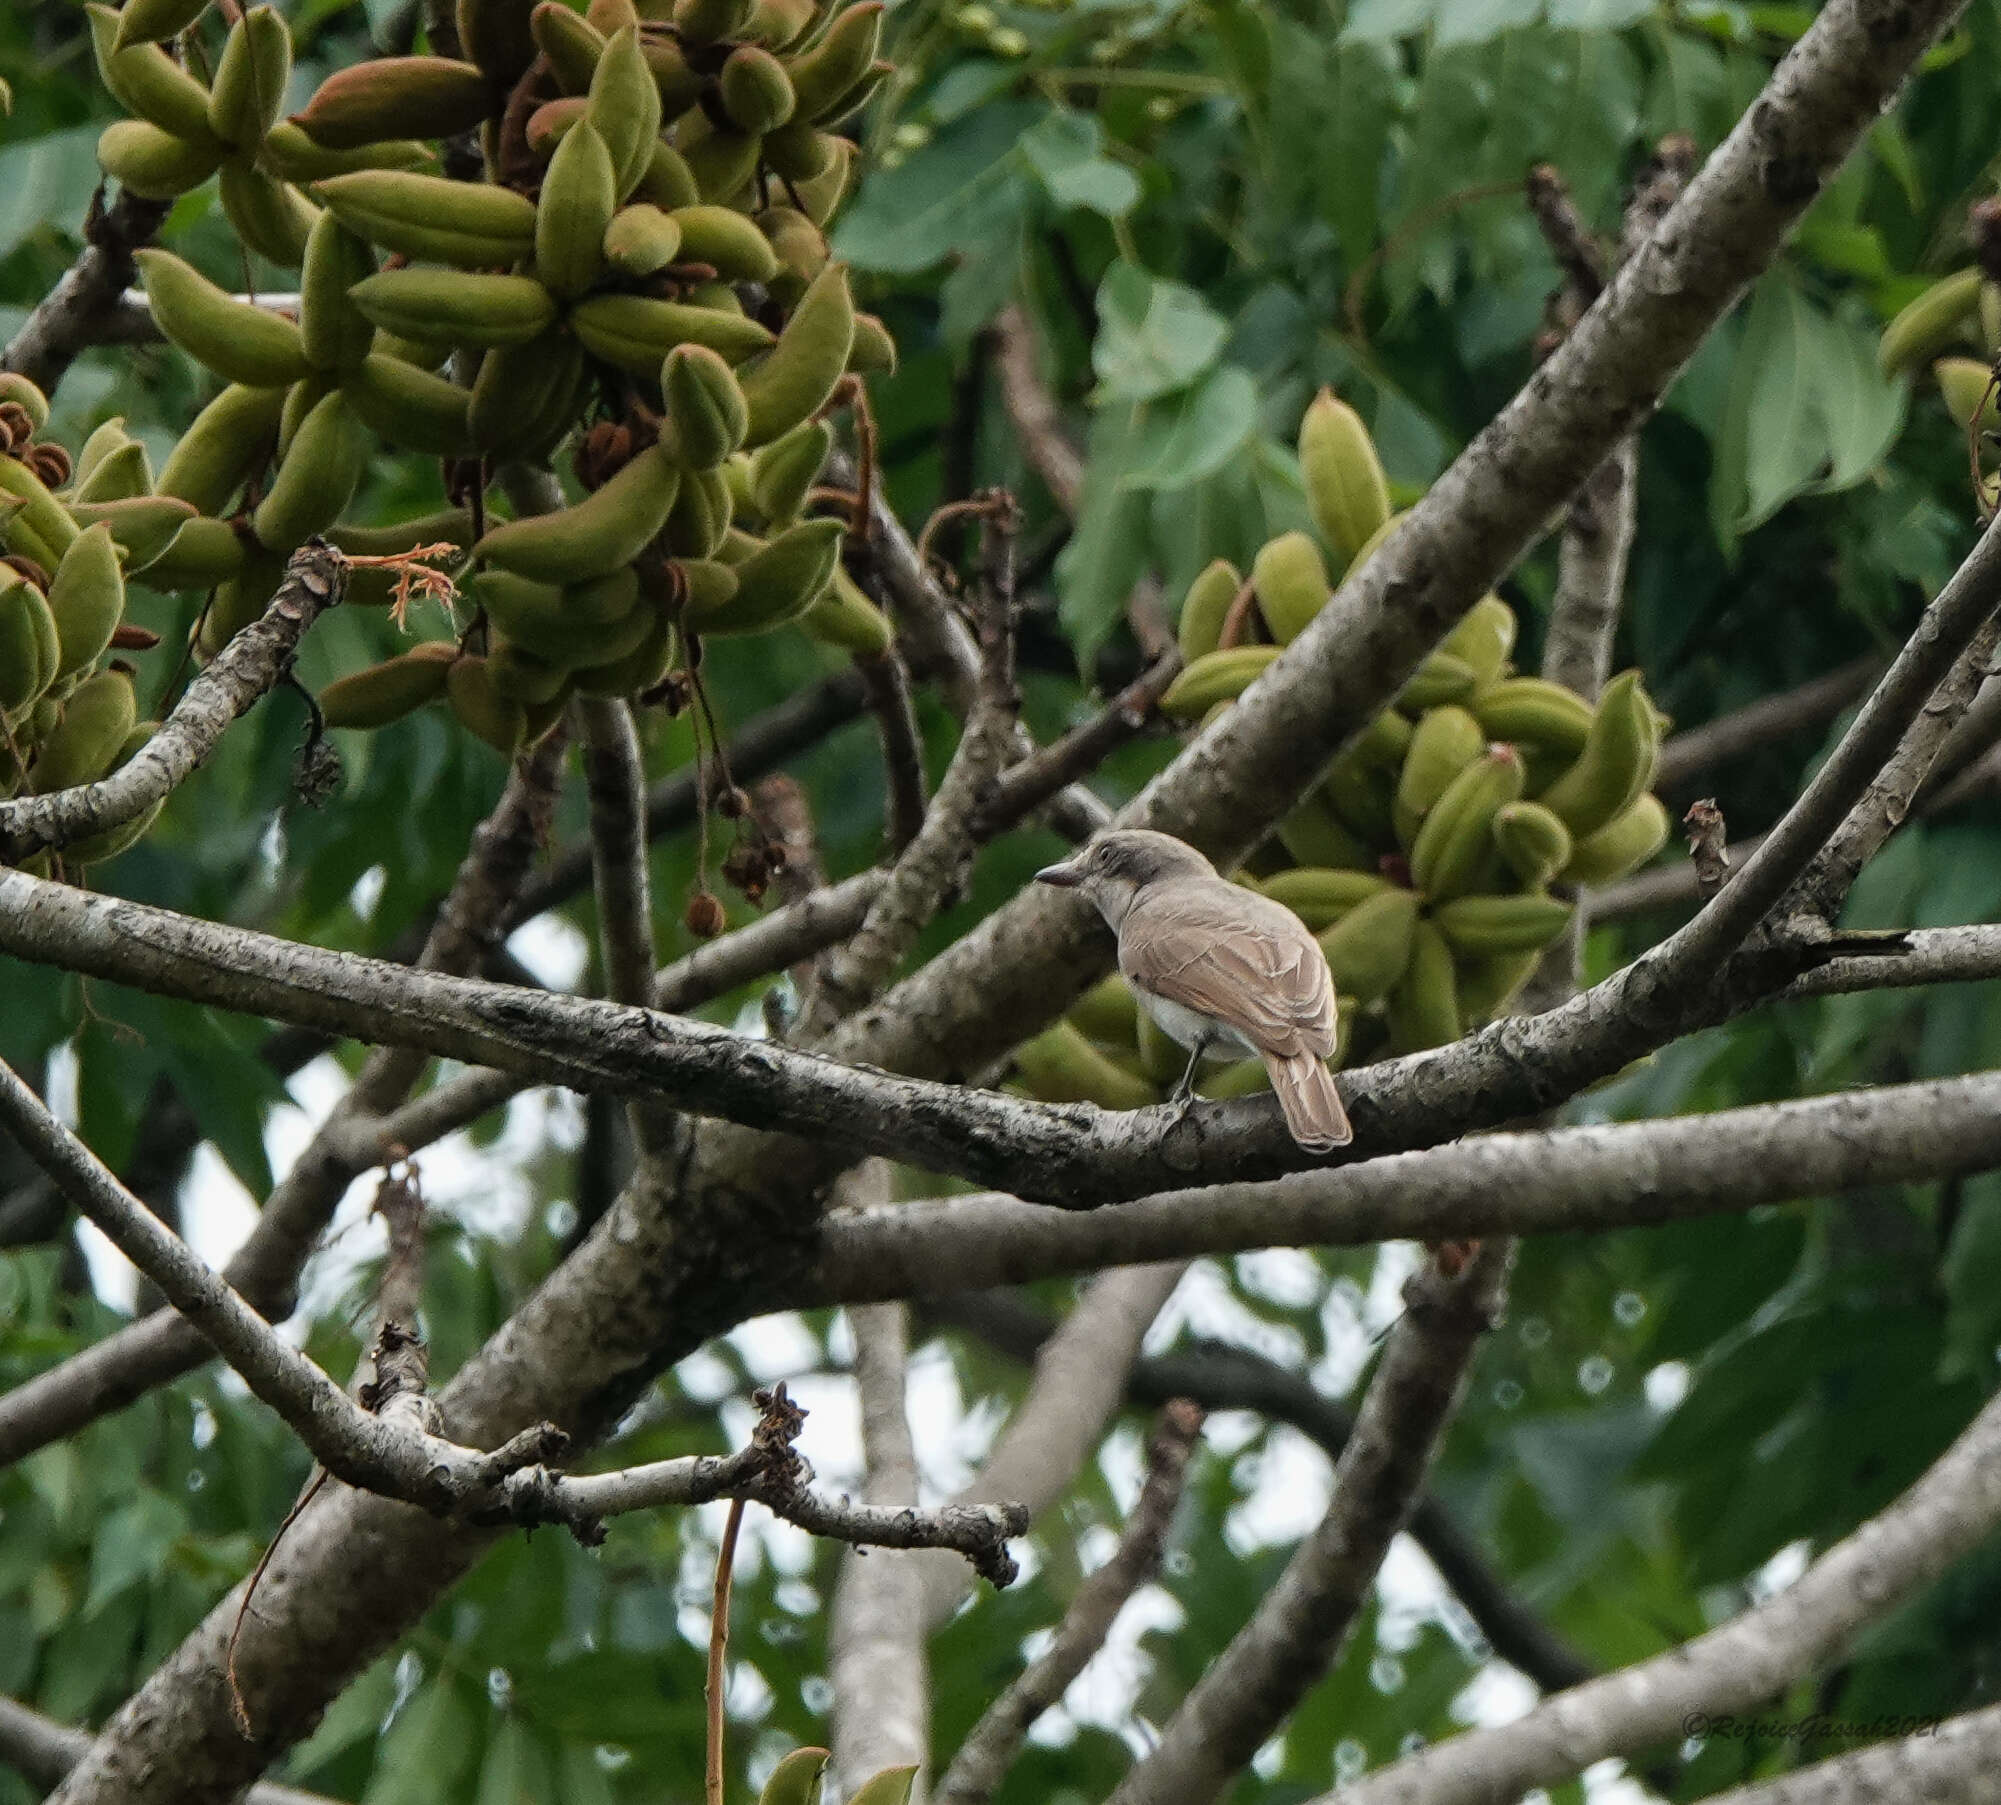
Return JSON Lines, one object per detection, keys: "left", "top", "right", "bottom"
{"left": 1105, "top": 1248, "right": 1509, "bottom": 1805}
{"left": 0, "top": 1697, "right": 329, "bottom": 1804}
{"left": 937, "top": 1400, "right": 1203, "bottom": 1805}
{"left": 0, "top": 543, "right": 346, "bottom": 864}
{"left": 813, "top": 1063, "right": 2001, "bottom": 1300}
{"left": 1693, "top": 1701, "right": 2001, "bottom": 1805}
{"left": 1, "top": 188, "right": 172, "bottom": 395}
{"left": 1325, "top": 1383, "right": 2001, "bottom": 1805}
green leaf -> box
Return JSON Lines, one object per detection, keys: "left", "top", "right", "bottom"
{"left": 760, "top": 1747, "right": 831, "bottom": 1805}
{"left": 1341, "top": 0, "right": 1436, "bottom": 43}
{"left": 846, "top": 1766, "right": 919, "bottom": 1805}
{"left": 1056, "top": 406, "right": 1151, "bottom": 666}
{"left": 1019, "top": 110, "right": 1140, "bottom": 219}
{"left": 475, "top": 1715, "right": 556, "bottom": 1805}
{"left": 83, "top": 1494, "right": 186, "bottom": 1617}
{"left": 833, "top": 103, "right": 1039, "bottom": 274}
{"left": 1120, "top": 367, "right": 1260, "bottom": 491}
{"left": 1091, "top": 262, "right": 1229, "bottom": 404}
{"left": 363, "top": 1678, "right": 478, "bottom": 1805}
{"left": 0, "top": 127, "right": 102, "bottom": 263}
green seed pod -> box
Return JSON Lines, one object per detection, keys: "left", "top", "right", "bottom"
{"left": 31, "top": 667, "right": 138, "bottom": 794}
{"left": 675, "top": 0, "right": 753, "bottom": 45}
{"left": 320, "top": 640, "right": 456, "bottom": 728}
{"left": 218, "top": 159, "right": 321, "bottom": 269}
{"left": 299, "top": 212, "right": 377, "bottom": 372}
{"left": 535, "top": 121, "right": 616, "bottom": 300}
{"left": 747, "top": 418, "right": 831, "bottom": 524}
{"left": 87, "top": 4, "right": 219, "bottom": 147}
{"left": 633, "top": 138, "right": 701, "bottom": 211}
{"left": 46, "top": 524, "right": 127, "bottom": 682}
{"left": 587, "top": 26, "right": 661, "bottom": 200}
{"left": 207, "top": 6, "right": 293, "bottom": 151}
{"left": 343, "top": 353, "right": 473, "bottom": 456}
{"left": 685, "top": 515, "right": 844, "bottom": 634}
{"left": 136, "top": 249, "right": 311, "bottom": 386}
{"left": 290, "top": 56, "right": 493, "bottom": 150}
{"left": 719, "top": 45, "right": 796, "bottom": 132}
{"left": 446, "top": 653, "right": 528, "bottom": 754}
{"left": 113, "top": 0, "right": 213, "bottom": 51}
{"left": 602, "top": 202, "right": 683, "bottom": 277}
{"left": 136, "top": 516, "right": 247, "bottom": 591}
{"left": 788, "top": 1, "right": 884, "bottom": 121}
{"left": 738, "top": 260, "right": 853, "bottom": 447}
{"left": 97, "top": 119, "right": 226, "bottom": 199}
{"left": 252, "top": 389, "right": 369, "bottom": 550}
{"left": 660, "top": 343, "right": 750, "bottom": 468}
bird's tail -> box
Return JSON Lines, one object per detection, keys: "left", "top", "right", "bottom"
{"left": 1267, "top": 1053, "right": 1353, "bottom": 1151}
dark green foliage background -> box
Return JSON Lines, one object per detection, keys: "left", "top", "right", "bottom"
{"left": 5, "top": 0, "right": 2001, "bottom": 1798}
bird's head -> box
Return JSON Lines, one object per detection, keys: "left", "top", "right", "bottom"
{"left": 1035, "top": 829, "right": 1217, "bottom": 930}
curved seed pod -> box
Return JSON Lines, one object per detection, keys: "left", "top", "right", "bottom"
{"left": 457, "top": 0, "right": 541, "bottom": 87}
{"left": 1384, "top": 919, "right": 1460, "bottom": 1053}
{"left": 1934, "top": 355, "right": 2001, "bottom": 435}
{"left": 1469, "top": 675, "right": 1595, "bottom": 756}
{"left": 535, "top": 123, "right": 615, "bottom": 301}
{"left": 134, "top": 516, "right": 246, "bottom": 590}
{"left": 1491, "top": 800, "right": 1574, "bottom": 889}
{"left": 1409, "top": 744, "right": 1525, "bottom": 901}
{"left": 1440, "top": 594, "right": 1516, "bottom": 686}
{"left": 67, "top": 723, "right": 168, "bottom": 863}
{"left": 748, "top": 419, "right": 831, "bottom": 523}
{"left": 320, "top": 640, "right": 457, "bottom": 728}
{"left": 1535, "top": 669, "right": 1658, "bottom": 838}
{"left": 468, "top": 333, "right": 586, "bottom": 456}
{"left": 661, "top": 464, "right": 733, "bottom": 557}
{"left": 789, "top": 2, "right": 884, "bottom": 121}
{"left": 1314, "top": 887, "right": 1418, "bottom": 1004}
{"left": 1454, "top": 948, "right": 1543, "bottom": 1024}
{"left": 586, "top": 0, "right": 640, "bottom": 29}
{"left": 1559, "top": 791, "right": 1671, "bottom": 885}
{"left": 675, "top": 0, "right": 753, "bottom": 44}
{"left": 742, "top": 0, "right": 817, "bottom": 48}
{"left": 0, "top": 375, "right": 50, "bottom": 433}
{"left": 1394, "top": 650, "right": 1479, "bottom": 711}
{"left": 1256, "top": 868, "right": 1392, "bottom": 931}
{"left": 343, "top": 353, "right": 473, "bottom": 456}
{"left": 157, "top": 382, "right": 286, "bottom": 514}
{"left": 31, "top": 668, "right": 138, "bottom": 794}
{"left": 668, "top": 204, "right": 781, "bottom": 284}
{"left": 475, "top": 446, "right": 681, "bottom": 582}
{"left": 685, "top": 516, "right": 844, "bottom": 633}
{"left": 1433, "top": 892, "right": 1574, "bottom": 957}
{"left": 846, "top": 310, "right": 897, "bottom": 375}
{"left": 1352, "top": 705, "right": 1415, "bottom": 769}
{"left": 738, "top": 260, "right": 853, "bottom": 446}
{"left": 1068, "top": 973, "right": 1140, "bottom": 1045}
{"left": 1321, "top": 751, "right": 1394, "bottom": 844}
{"left": 720, "top": 45, "right": 796, "bottom": 132}
{"left": 762, "top": 115, "right": 835, "bottom": 182}
{"left": 73, "top": 439, "right": 153, "bottom": 505}
{"left": 277, "top": 370, "right": 339, "bottom": 462}
{"left": 328, "top": 510, "right": 476, "bottom": 557}
{"left": 479, "top": 575, "right": 656, "bottom": 668}
{"left": 677, "top": 122, "right": 762, "bottom": 204}
{"left": 569, "top": 293, "right": 774, "bottom": 369}
{"left": 636, "top": 36, "right": 705, "bottom": 116}
{"left": 1012, "top": 1021, "right": 1158, "bottom": 1111}
{"left": 112, "top": 0, "right": 213, "bottom": 50}
{"left": 253, "top": 389, "right": 369, "bottom": 550}
{"left": 259, "top": 121, "right": 434, "bottom": 182}
{"left": 569, "top": 568, "right": 641, "bottom": 623}
{"left": 218, "top": 159, "right": 320, "bottom": 268}
{"left": 1392, "top": 704, "right": 1484, "bottom": 848}
{"left": 634, "top": 138, "right": 701, "bottom": 211}
{"left": 532, "top": 1, "right": 607, "bottom": 90}
{"left": 800, "top": 565, "right": 892, "bottom": 654}
{"left": 446, "top": 654, "right": 527, "bottom": 754}
{"left": 87, "top": 4, "right": 219, "bottom": 146}
{"left": 208, "top": 7, "right": 292, "bottom": 150}
{"left": 587, "top": 26, "right": 661, "bottom": 201}
{"left": 136, "top": 249, "right": 310, "bottom": 386}
{"left": 291, "top": 57, "right": 493, "bottom": 150}
{"left": 1298, "top": 386, "right": 1389, "bottom": 568}
{"left": 299, "top": 212, "right": 376, "bottom": 372}
{"left": 0, "top": 457, "right": 81, "bottom": 566}
{"left": 757, "top": 205, "right": 828, "bottom": 303}
{"left": 603, "top": 202, "right": 683, "bottom": 276}
{"left": 815, "top": 58, "right": 890, "bottom": 130}
{"left": 1878, "top": 266, "right": 1983, "bottom": 378}
{"left": 314, "top": 169, "right": 537, "bottom": 267}
{"left": 47, "top": 525, "right": 127, "bottom": 681}
{"left": 526, "top": 95, "right": 588, "bottom": 155}
{"left": 572, "top": 600, "right": 675, "bottom": 693}
{"left": 1159, "top": 645, "right": 1279, "bottom": 719}
{"left": 348, "top": 269, "right": 558, "bottom": 348}
{"left": 68, "top": 497, "right": 199, "bottom": 575}
{"left": 98, "top": 118, "right": 226, "bottom": 198}
{"left": 487, "top": 640, "right": 574, "bottom": 703}
{"left": 1250, "top": 530, "right": 1330, "bottom": 645}
{"left": 1176, "top": 558, "right": 1241, "bottom": 662}
{"left": 67, "top": 414, "right": 129, "bottom": 500}
{"left": 0, "top": 574, "right": 56, "bottom": 713}
{"left": 678, "top": 558, "right": 738, "bottom": 618}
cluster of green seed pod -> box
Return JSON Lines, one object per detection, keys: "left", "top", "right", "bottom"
{"left": 92, "top": 0, "right": 899, "bottom": 758}
{"left": 1012, "top": 389, "right": 1671, "bottom": 1110}
{"left": 1879, "top": 269, "right": 2001, "bottom": 514}
{"left": 0, "top": 374, "right": 172, "bottom": 868}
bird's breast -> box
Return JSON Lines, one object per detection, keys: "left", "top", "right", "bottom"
{"left": 1133, "top": 989, "right": 1257, "bottom": 1058}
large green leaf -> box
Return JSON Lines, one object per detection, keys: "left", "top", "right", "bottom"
{"left": 833, "top": 103, "right": 1040, "bottom": 274}
{"left": 1092, "top": 261, "right": 1230, "bottom": 404}
{"left": 1120, "top": 367, "right": 1260, "bottom": 491}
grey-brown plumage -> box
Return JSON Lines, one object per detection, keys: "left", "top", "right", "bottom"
{"left": 1036, "top": 829, "right": 1352, "bottom": 1151}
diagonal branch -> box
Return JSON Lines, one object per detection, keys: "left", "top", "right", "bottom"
{"left": 937, "top": 1400, "right": 1203, "bottom": 1805}
{"left": 1326, "top": 1382, "right": 2001, "bottom": 1805}
{"left": 1653, "top": 656, "right": 1883, "bottom": 792}
{"left": 1692, "top": 1701, "right": 2001, "bottom": 1805}
{"left": 0, "top": 543, "right": 346, "bottom": 864}
{"left": 1, "top": 187, "right": 171, "bottom": 396}
{"left": 0, "top": 1696, "right": 331, "bottom": 1804}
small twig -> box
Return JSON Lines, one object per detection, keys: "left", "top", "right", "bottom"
{"left": 1684, "top": 798, "right": 1732, "bottom": 898}
{"left": 1525, "top": 163, "right": 1607, "bottom": 304}
{"left": 0, "top": 541, "right": 346, "bottom": 864}
{"left": 855, "top": 649, "right": 929, "bottom": 854}
{"left": 992, "top": 303, "right": 1084, "bottom": 516}
{"left": 937, "top": 1400, "right": 1204, "bottom": 1805}
{"left": 1216, "top": 577, "right": 1262, "bottom": 651}
{"left": 706, "top": 1497, "right": 746, "bottom": 1805}
{"left": 1343, "top": 180, "right": 1521, "bottom": 345}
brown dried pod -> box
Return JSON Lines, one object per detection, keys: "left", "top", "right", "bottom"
{"left": 716, "top": 783, "right": 750, "bottom": 819}
{"left": 1, "top": 553, "right": 50, "bottom": 590}
{"left": 27, "top": 442, "right": 71, "bottom": 488}
{"left": 0, "top": 402, "right": 35, "bottom": 453}
{"left": 684, "top": 889, "right": 727, "bottom": 938}
{"left": 575, "top": 420, "right": 635, "bottom": 490}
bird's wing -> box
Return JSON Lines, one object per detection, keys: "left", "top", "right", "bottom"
{"left": 1121, "top": 883, "right": 1336, "bottom": 1059}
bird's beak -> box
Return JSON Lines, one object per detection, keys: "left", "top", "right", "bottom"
{"left": 1035, "top": 857, "right": 1085, "bottom": 889}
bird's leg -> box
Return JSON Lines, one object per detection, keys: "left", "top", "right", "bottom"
{"left": 1170, "top": 1037, "right": 1207, "bottom": 1117}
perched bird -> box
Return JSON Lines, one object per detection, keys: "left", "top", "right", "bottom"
{"left": 1036, "top": 828, "right": 1352, "bottom": 1151}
